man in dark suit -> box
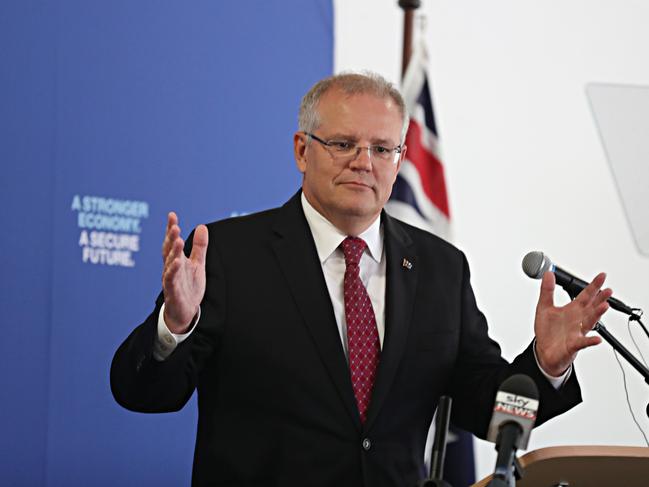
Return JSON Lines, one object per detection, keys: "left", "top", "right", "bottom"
{"left": 111, "top": 73, "right": 611, "bottom": 486}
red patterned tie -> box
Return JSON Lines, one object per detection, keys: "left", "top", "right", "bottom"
{"left": 341, "top": 236, "right": 380, "bottom": 424}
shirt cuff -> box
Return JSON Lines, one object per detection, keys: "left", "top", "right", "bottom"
{"left": 533, "top": 339, "right": 572, "bottom": 389}
{"left": 152, "top": 303, "right": 200, "bottom": 361}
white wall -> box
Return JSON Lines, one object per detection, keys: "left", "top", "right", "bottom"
{"left": 335, "top": 0, "right": 649, "bottom": 480}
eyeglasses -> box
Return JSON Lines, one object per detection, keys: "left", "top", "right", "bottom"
{"left": 305, "top": 132, "right": 402, "bottom": 165}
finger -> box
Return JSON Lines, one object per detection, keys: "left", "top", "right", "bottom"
{"left": 164, "top": 235, "right": 185, "bottom": 271}
{"left": 592, "top": 287, "right": 613, "bottom": 308}
{"left": 581, "top": 301, "right": 610, "bottom": 331}
{"left": 537, "top": 271, "right": 556, "bottom": 309}
{"left": 163, "top": 212, "right": 175, "bottom": 249}
{"left": 575, "top": 272, "right": 607, "bottom": 305}
{"left": 162, "top": 256, "right": 183, "bottom": 292}
{"left": 190, "top": 225, "right": 209, "bottom": 266}
{"left": 163, "top": 212, "right": 178, "bottom": 247}
{"left": 167, "top": 212, "right": 178, "bottom": 233}
{"left": 572, "top": 334, "right": 602, "bottom": 352}
{"left": 162, "top": 211, "right": 181, "bottom": 259}
{"left": 163, "top": 227, "right": 182, "bottom": 265}
{"left": 163, "top": 222, "right": 182, "bottom": 261}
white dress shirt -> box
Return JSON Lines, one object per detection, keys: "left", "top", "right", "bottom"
{"left": 300, "top": 193, "right": 386, "bottom": 357}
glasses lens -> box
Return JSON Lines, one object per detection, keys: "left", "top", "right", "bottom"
{"left": 370, "top": 146, "right": 392, "bottom": 161}
{"left": 369, "top": 146, "right": 400, "bottom": 165}
{"left": 328, "top": 141, "right": 355, "bottom": 156}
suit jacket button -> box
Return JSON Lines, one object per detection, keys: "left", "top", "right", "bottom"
{"left": 362, "top": 438, "right": 371, "bottom": 451}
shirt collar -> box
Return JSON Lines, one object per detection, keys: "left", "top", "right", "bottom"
{"left": 301, "top": 192, "right": 383, "bottom": 264}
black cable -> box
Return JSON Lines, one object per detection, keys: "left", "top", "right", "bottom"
{"left": 628, "top": 310, "right": 649, "bottom": 341}
{"left": 612, "top": 349, "right": 649, "bottom": 446}
{"left": 637, "top": 317, "right": 649, "bottom": 341}
{"left": 627, "top": 318, "right": 648, "bottom": 368}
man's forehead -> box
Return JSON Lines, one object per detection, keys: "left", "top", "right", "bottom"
{"left": 316, "top": 89, "right": 403, "bottom": 136}
{"left": 318, "top": 88, "right": 398, "bottom": 111}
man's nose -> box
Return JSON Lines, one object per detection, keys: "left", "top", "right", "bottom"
{"left": 349, "top": 146, "right": 373, "bottom": 170}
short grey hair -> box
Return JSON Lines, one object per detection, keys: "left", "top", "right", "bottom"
{"left": 298, "top": 71, "right": 409, "bottom": 143}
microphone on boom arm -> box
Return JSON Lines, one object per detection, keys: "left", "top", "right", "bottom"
{"left": 522, "top": 250, "right": 638, "bottom": 318}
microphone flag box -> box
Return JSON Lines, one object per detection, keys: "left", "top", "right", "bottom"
{"left": 487, "top": 391, "right": 538, "bottom": 450}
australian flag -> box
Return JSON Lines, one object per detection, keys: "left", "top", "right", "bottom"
{"left": 386, "top": 44, "right": 450, "bottom": 241}
{"left": 386, "top": 44, "right": 476, "bottom": 487}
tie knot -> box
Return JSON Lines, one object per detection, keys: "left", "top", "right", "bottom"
{"left": 341, "top": 236, "right": 367, "bottom": 266}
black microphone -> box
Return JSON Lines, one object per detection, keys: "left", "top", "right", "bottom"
{"left": 522, "top": 250, "right": 637, "bottom": 317}
{"left": 418, "top": 396, "right": 453, "bottom": 487}
{"left": 486, "top": 375, "right": 539, "bottom": 487}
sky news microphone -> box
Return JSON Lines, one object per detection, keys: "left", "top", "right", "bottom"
{"left": 522, "top": 250, "right": 637, "bottom": 317}
{"left": 486, "top": 374, "right": 539, "bottom": 487}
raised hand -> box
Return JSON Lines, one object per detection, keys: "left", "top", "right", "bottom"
{"left": 534, "top": 271, "right": 612, "bottom": 377}
{"left": 161, "top": 212, "right": 209, "bottom": 334}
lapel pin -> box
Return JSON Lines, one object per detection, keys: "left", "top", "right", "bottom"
{"left": 402, "top": 258, "right": 412, "bottom": 270}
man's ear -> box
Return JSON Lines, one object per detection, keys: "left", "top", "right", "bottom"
{"left": 392, "top": 144, "right": 406, "bottom": 178}
{"left": 397, "top": 144, "right": 407, "bottom": 171}
{"left": 294, "top": 132, "right": 308, "bottom": 174}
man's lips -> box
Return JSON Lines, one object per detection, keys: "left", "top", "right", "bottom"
{"left": 339, "top": 181, "right": 372, "bottom": 189}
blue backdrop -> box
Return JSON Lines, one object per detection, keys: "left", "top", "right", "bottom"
{"left": 0, "top": 1, "right": 333, "bottom": 485}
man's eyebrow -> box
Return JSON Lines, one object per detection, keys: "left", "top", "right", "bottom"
{"left": 323, "top": 133, "right": 399, "bottom": 146}
{"left": 371, "top": 137, "right": 399, "bottom": 147}
{"left": 324, "top": 132, "right": 359, "bottom": 141}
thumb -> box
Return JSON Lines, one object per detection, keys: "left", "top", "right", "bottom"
{"left": 538, "top": 271, "right": 556, "bottom": 310}
{"left": 190, "top": 224, "right": 209, "bottom": 265}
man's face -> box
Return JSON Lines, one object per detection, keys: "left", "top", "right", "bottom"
{"left": 294, "top": 88, "right": 406, "bottom": 233}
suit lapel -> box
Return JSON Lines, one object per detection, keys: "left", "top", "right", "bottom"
{"left": 270, "top": 193, "right": 361, "bottom": 430}
{"left": 364, "top": 212, "right": 418, "bottom": 431}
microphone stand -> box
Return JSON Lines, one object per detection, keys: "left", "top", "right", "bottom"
{"left": 486, "top": 428, "right": 525, "bottom": 487}
{"left": 563, "top": 288, "right": 649, "bottom": 384}
{"left": 565, "top": 287, "right": 649, "bottom": 415}
{"left": 594, "top": 321, "right": 649, "bottom": 420}
{"left": 593, "top": 321, "right": 649, "bottom": 386}
{"left": 417, "top": 396, "right": 453, "bottom": 487}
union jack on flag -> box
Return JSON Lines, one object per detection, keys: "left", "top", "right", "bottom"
{"left": 386, "top": 45, "right": 450, "bottom": 241}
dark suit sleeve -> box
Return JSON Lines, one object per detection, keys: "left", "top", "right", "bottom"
{"left": 110, "top": 228, "right": 227, "bottom": 413}
{"left": 446, "top": 253, "right": 582, "bottom": 439}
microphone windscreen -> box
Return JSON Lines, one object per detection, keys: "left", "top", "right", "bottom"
{"left": 498, "top": 374, "right": 539, "bottom": 400}
{"left": 487, "top": 374, "right": 539, "bottom": 450}
{"left": 522, "top": 251, "right": 551, "bottom": 279}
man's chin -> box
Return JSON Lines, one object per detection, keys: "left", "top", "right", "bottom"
{"left": 333, "top": 198, "right": 380, "bottom": 219}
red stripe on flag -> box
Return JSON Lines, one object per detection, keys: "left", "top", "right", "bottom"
{"left": 404, "top": 119, "right": 450, "bottom": 218}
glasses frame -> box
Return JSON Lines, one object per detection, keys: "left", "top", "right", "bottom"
{"left": 305, "top": 132, "right": 402, "bottom": 166}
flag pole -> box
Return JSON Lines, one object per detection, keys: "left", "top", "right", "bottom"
{"left": 398, "top": 0, "right": 421, "bottom": 77}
